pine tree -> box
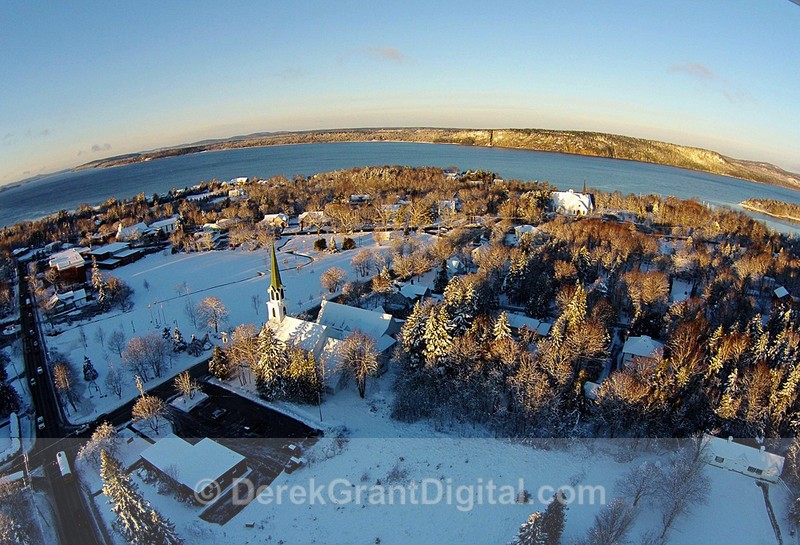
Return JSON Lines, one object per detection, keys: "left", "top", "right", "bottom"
{"left": 162, "top": 327, "right": 171, "bottom": 340}
{"left": 512, "top": 511, "right": 547, "bottom": 545}
{"left": 433, "top": 260, "right": 449, "bottom": 294}
{"left": 83, "top": 356, "right": 99, "bottom": 382}
{"left": 493, "top": 311, "right": 512, "bottom": 342}
{"left": 254, "top": 324, "right": 288, "bottom": 399}
{"left": 100, "top": 450, "right": 184, "bottom": 545}
{"left": 423, "top": 305, "right": 453, "bottom": 368}
{"left": 540, "top": 491, "right": 566, "bottom": 545}
{"left": 208, "top": 346, "right": 231, "bottom": 380}
{"left": 0, "top": 382, "right": 21, "bottom": 419}
{"left": 401, "top": 301, "right": 429, "bottom": 370}
{"left": 285, "top": 348, "right": 322, "bottom": 403}
{"left": 91, "top": 257, "right": 107, "bottom": 309}
{"left": 101, "top": 450, "right": 152, "bottom": 543}
{"left": 172, "top": 328, "right": 187, "bottom": 353}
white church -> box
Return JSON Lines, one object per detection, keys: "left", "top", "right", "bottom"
{"left": 265, "top": 244, "right": 400, "bottom": 392}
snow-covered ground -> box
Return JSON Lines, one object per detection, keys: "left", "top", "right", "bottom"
{"left": 42, "top": 233, "right": 400, "bottom": 424}
{"left": 79, "top": 364, "right": 792, "bottom": 545}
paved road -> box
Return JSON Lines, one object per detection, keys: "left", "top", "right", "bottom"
{"left": 15, "top": 261, "right": 103, "bottom": 545}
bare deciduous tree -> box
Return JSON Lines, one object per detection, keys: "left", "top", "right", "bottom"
{"left": 196, "top": 296, "right": 228, "bottom": 333}
{"left": 339, "top": 330, "right": 380, "bottom": 398}
{"left": 321, "top": 267, "right": 346, "bottom": 293}
{"left": 173, "top": 370, "right": 201, "bottom": 400}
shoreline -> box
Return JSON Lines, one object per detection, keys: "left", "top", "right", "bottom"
{"left": 739, "top": 202, "right": 800, "bottom": 224}
{"left": 64, "top": 128, "right": 800, "bottom": 192}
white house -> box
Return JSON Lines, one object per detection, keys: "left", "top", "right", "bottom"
{"left": 506, "top": 312, "right": 552, "bottom": 337}
{"left": 446, "top": 257, "right": 465, "bottom": 277}
{"left": 149, "top": 215, "right": 179, "bottom": 235}
{"left": 438, "top": 199, "right": 460, "bottom": 216}
{"left": 260, "top": 213, "right": 289, "bottom": 229}
{"left": 552, "top": 189, "right": 595, "bottom": 216}
{"left": 399, "top": 283, "right": 431, "bottom": 303}
{"left": 621, "top": 335, "right": 663, "bottom": 369}
{"left": 116, "top": 222, "right": 150, "bottom": 241}
{"left": 702, "top": 434, "right": 785, "bottom": 483}
{"left": 514, "top": 225, "right": 536, "bottom": 239}
{"left": 228, "top": 188, "right": 247, "bottom": 199}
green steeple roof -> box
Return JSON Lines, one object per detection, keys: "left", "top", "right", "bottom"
{"left": 269, "top": 243, "right": 283, "bottom": 291}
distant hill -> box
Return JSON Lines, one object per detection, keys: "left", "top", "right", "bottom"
{"left": 76, "top": 128, "right": 800, "bottom": 190}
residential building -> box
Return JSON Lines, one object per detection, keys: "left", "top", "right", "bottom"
{"left": 551, "top": 189, "right": 595, "bottom": 216}
{"left": 702, "top": 434, "right": 784, "bottom": 483}
{"left": 621, "top": 335, "right": 663, "bottom": 369}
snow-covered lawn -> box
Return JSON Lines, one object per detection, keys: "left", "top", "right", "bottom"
{"left": 42, "top": 233, "right": 400, "bottom": 424}
{"left": 80, "top": 365, "right": 792, "bottom": 545}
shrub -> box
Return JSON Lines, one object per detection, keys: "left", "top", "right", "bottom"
{"left": 342, "top": 237, "right": 356, "bottom": 250}
{"left": 313, "top": 238, "right": 327, "bottom": 251}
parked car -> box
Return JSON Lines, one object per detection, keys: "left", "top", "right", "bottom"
{"left": 36, "top": 366, "right": 43, "bottom": 375}
{"left": 29, "top": 377, "right": 36, "bottom": 386}
{"left": 36, "top": 416, "right": 45, "bottom": 430}
{"left": 284, "top": 456, "right": 306, "bottom": 474}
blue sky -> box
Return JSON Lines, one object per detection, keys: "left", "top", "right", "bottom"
{"left": 1, "top": 1, "right": 799, "bottom": 185}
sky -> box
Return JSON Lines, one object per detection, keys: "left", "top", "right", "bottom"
{"left": 1, "top": 1, "right": 799, "bottom": 186}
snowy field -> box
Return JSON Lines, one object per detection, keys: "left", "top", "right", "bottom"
{"left": 43, "top": 233, "right": 399, "bottom": 423}
{"left": 79, "top": 365, "right": 792, "bottom": 545}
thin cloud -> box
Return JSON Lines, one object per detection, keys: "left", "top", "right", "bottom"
{"left": 91, "top": 143, "right": 112, "bottom": 152}
{"left": 670, "top": 62, "right": 715, "bottom": 81}
{"left": 339, "top": 46, "right": 410, "bottom": 66}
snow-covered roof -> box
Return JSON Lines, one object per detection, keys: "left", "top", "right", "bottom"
{"left": 775, "top": 286, "right": 790, "bottom": 298}
{"left": 116, "top": 222, "right": 150, "bottom": 240}
{"left": 317, "top": 300, "right": 397, "bottom": 341}
{"left": 270, "top": 316, "right": 329, "bottom": 356}
{"left": 261, "top": 213, "right": 289, "bottom": 226}
{"left": 514, "top": 225, "right": 536, "bottom": 235}
{"left": 583, "top": 381, "right": 601, "bottom": 400}
{"left": 149, "top": 216, "right": 178, "bottom": 230}
{"left": 702, "top": 434, "right": 784, "bottom": 480}
{"left": 505, "top": 313, "right": 551, "bottom": 336}
{"left": 48, "top": 248, "right": 86, "bottom": 271}
{"left": 141, "top": 434, "right": 244, "bottom": 492}
{"left": 299, "top": 211, "right": 326, "bottom": 222}
{"left": 48, "top": 288, "right": 87, "bottom": 308}
{"left": 399, "top": 283, "right": 430, "bottom": 300}
{"left": 319, "top": 337, "right": 345, "bottom": 380}
{"left": 88, "top": 242, "right": 130, "bottom": 257}
{"left": 552, "top": 190, "right": 594, "bottom": 215}
{"left": 670, "top": 278, "right": 693, "bottom": 302}
{"left": 622, "top": 335, "right": 663, "bottom": 358}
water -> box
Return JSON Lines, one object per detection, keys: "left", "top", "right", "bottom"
{"left": 1, "top": 142, "right": 799, "bottom": 233}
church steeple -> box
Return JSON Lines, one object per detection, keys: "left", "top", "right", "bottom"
{"left": 267, "top": 243, "right": 286, "bottom": 322}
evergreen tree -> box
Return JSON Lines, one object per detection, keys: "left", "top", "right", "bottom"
{"left": 512, "top": 511, "right": 547, "bottom": 545}
{"left": 493, "top": 311, "right": 512, "bottom": 342}
{"left": 91, "top": 257, "right": 107, "bottom": 309}
{"left": 400, "top": 301, "right": 429, "bottom": 370}
{"left": 100, "top": 450, "right": 183, "bottom": 545}
{"left": 101, "top": 450, "right": 153, "bottom": 543}
{"left": 208, "top": 346, "right": 232, "bottom": 380}
{"left": 254, "top": 324, "right": 288, "bottom": 399}
{"left": 83, "top": 356, "right": 99, "bottom": 382}
{"left": 541, "top": 491, "right": 566, "bottom": 545}
{"left": 0, "top": 382, "right": 21, "bottom": 419}
{"left": 0, "top": 353, "right": 8, "bottom": 383}
{"left": 433, "top": 260, "right": 449, "bottom": 294}
{"left": 423, "top": 305, "right": 453, "bottom": 368}
{"left": 162, "top": 327, "right": 171, "bottom": 340}
{"left": 286, "top": 348, "right": 323, "bottom": 403}
{"left": 443, "top": 277, "right": 477, "bottom": 335}
{"left": 172, "top": 328, "right": 187, "bottom": 353}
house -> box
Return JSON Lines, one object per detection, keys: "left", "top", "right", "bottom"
{"left": 298, "top": 211, "right": 328, "bottom": 230}
{"left": 552, "top": 189, "right": 595, "bottom": 216}
{"left": 399, "top": 283, "right": 431, "bottom": 304}
{"left": 116, "top": 222, "right": 150, "bottom": 241}
{"left": 438, "top": 199, "right": 460, "bottom": 216}
{"left": 228, "top": 188, "right": 247, "bottom": 199}
{"left": 48, "top": 248, "right": 87, "bottom": 283}
{"left": 669, "top": 278, "right": 693, "bottom": 303}
{"left": 140, "top": 435, "right": 247, "bottom": 504}
{"left": 621, "top": 335, "right": 663, "bottom": 369}
{"left": 260, "top": 213, "right": 289, "bottom": 230}
{"left": 514, "top": 225, "right": 536, "bottom": 239}
{"left": 148, "top": 215, "right": 179, "bottom": 235}
{"left": 349, "top": 194, "right": 371, "bottom": 205}
{"left": 46, "top": 288, "right": 88, "bottom": 314}
{"left": 506, "top": 312, "right": 552, "bottom": 337}
{"left": 186, "top": 191, "right": 217, "bottom": 202}
{"left": 87, "top": 242, "right": 143, "bottom": 269}
{"left": 446, "top": 257, "right": 465, "bottom": 277}
{"left": 316, "top": 300, "right": 400, "bottom": 363}
{"left": 774, "top": 286, "right": 790, "bottom": 300}
{"left": 702, "top": 434, "right": 784, "bottom": 483}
